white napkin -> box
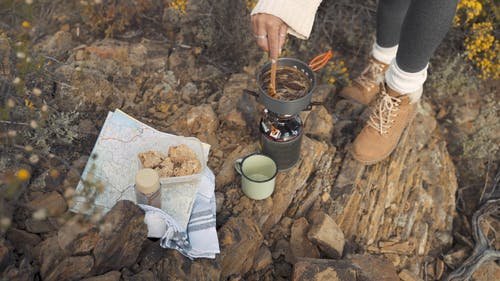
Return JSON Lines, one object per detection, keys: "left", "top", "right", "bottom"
{"left": 140, "top": 168, "right": 220, "bottom": 259}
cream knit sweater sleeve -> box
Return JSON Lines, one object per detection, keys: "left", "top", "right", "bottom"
{"left": 251, "top": 0, "right": 323, "bottom": 39}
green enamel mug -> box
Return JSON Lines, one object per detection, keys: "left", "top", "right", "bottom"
{"left": 234, "top": 153, "right": 278, "bottom": 200}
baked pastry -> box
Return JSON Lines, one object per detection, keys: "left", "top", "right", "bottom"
{"left": 138, "top": 151, "right": 165, "bottom": 168}
{"left": 139, "top": 144, "right": 201, "bottom": 177}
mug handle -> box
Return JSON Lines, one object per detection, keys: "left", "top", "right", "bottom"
{"left": 234, "top": 158, "right": 243, "bottom": 175}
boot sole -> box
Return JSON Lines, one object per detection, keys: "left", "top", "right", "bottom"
{"left": 350, "top": 144, "right": 396, "bottom": 165}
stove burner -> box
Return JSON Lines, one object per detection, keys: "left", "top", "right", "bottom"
{"left": 260, "top": 109, "right": 303, "bottom": 142}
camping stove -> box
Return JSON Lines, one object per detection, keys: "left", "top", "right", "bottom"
{"left": 260, "top": 109, "right": 303, "bottom": 171}
{"left": 253, "top": 57, "right": 319, "bottom": 171}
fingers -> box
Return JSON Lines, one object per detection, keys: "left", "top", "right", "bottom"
{"left": 278, "top": 24, "right": 287, "bottom": 55}
{"left": 251, "top": 15, "right": 269, "bottom": 53}
{"left": 251, "top": 14, "right": 287, "bottom": 60}
{"left": 267, "top": 23, "right": 280, "bottom": 60}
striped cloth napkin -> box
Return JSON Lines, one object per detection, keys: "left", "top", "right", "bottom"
{"left": 140, "top": 168, "right": 220, "bottom": 259}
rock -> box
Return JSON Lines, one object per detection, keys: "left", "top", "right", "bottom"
{"left": 27, "top": 191, "right": 67, "bottom": 216}
{"left": 79, "top": 118, "right": 98, "bottom": 135}
{"left": 383, "top": 253, "right": 401, "bottom": 268}
{"left": 307, "top": 211, "right": 345, "bottom": 258}
{"left": 253, "top": 246, "right": 273, "bottom": 272}
{"left": 215, "top": 142, "right": 259, "bottom": 189}
{"left": 217, "top": 73, "right": 251, "bottom": 116}
{"left": 45, "top": 255, "right": 94, "bottom": 281}
{"left": 472, "top": 261, "right": 500, "bottom": 281}
{"left": 304, "top": 105, "right": 334, "bottom": 141}
{"left": 374, "top": 240, "right": 416, "bottom": 255}
{"left": 399, "top": 269, "right": 423, "bottom": 281}
{"left": 37, "top": 30, "right": 74, "bottom": 59}
{"left": 349, "top": 254, "right": 400, "bottom": 281}
{"left": 435, "top": 259, "right": 445, "bottom": 280}
{"left": 25, "top": 217, "right": 60, "bottom": 233}
{"left": 180, "top": 82, "right": 200, "bottom": 103}
{"left": 55, "top": 64, "right": 122, "bottom": 111}
{"left": 192, "top": 64, "right": 224, "bottom": 82}
{"left": 218, "top": 217, "right": 263, "bottom": 279}
{"left": 442, "top": 247, "right": 469, "bottom": 269}
{"left": 289, "top": 218, "right": 320, "bottom": 262}
{"left": 73, "top": 231, "right": 99, "bottom": 255}
{"left": 414, "top": 103, "right": 437, "bottom": 150}
{"left": 185, "top": 104, "right": 219, "bottom": 145}
{"left": 293, "top": 255, "right": 399, "bottom": 281}
{"left": 293, "top": 259, "right": 347, "bottom": 281}
{"left": 0, "top": 240, "right": 12, "bottom": 272}
{"left": 333, "top": 99, "right": 365, "bottom": 120}
{"left": 236, "top": 93, "right": 261, "bottom": 131}
{"left": 124, "top": 270, "right": 156, "bottom": 281}
{"left": 168, "top": 103, "right": 217, "bottom": 140}
{"left": 332, "top": 119, "right": 356, "bottom": 147}
{"left": 6, "top": 228, "right": 41, "bottom": 253}
{"left": 235, "top": 137, "right": 330, "bottom": 234}
{"left": 217, "top": 73, "right": 259, "bottom": 129}
{"left": 223, "top": 109, "right": 247, "bottom": 128}
{"left": 153, "top": 250, "right": 220, "bottom": 281}
{"left": 275, "top": 261, "right": 293, "bottom": 279}
{"left": 272, "top": 239, "right": 291, "bottom": 260}
{"left": 168, "top": 49, "right": 196, "bottom": 84}
{"left": 54, "top": 39, "right": 173, "bottom": 111}
{"left": 289, "top": 142, "right": 337, "bottom": 218}
{"left": 312, "top": 84, "right": 335, "bottom": 103}
{"left": 1, "top": 257, "right": 36, "bottom": 281}
{"left": 37, "top": 236, "right": 66, "bottom": 277}
{"left": 81, "top": 271, "right": 121, "bottom": 281}
{"left": 136, "top": 241, "right": 168, "bottom": 271}
{"left": 92, "top": 200, "right": 147, "bottom": 275}
{"left": 215, "top": 192, "right": 224, "bottom": 213}
{"left": 58, "top": 216, "right": 97, "bottom": 255}
{"left": 325, "top": 102, "right": 458, "bottom": 270}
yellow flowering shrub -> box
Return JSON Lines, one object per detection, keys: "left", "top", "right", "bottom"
{"left": 454, "top": 0, "right": 483, "bottom": 24}
{"left": 323, "top": 58, "right": 350, "bottom": 86}
{"left": 16, "top": 169, "right": 30, "bottom": 181}
{"left": 168, "top": 0, "right": 188, "bottom": 14}
{"left": 454, "top": 0, "right": 499, "bottom": 80}
{"left": 246, "top": 0, "right": 258, "bottom": 11}
{"left": 465, "top": 22, "right": 499, "bottom": 79}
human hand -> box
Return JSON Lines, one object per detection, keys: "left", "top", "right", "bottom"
{"left": 251, "top": 13, "right": 288, "bottom": 60}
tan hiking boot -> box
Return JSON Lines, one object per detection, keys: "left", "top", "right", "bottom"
{"left": 351, "top": 84, "right": 418, "bottom": 165}
{"left": 340, "top": 57, "right": 389, "bottom": 105}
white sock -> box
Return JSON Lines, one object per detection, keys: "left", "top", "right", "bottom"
{"left": 385, "top": 60, "right": 427, "bottom": 103}
{"left": 371, "top": 43, "right": 398, "bottom": 65}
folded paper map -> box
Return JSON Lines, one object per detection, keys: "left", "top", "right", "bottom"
{"left": 72, "top": 109, "right": 208, "bottom": 231}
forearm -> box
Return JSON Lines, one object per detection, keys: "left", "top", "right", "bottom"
{"left": 251, "top": 0, "right": 323, "bottom": 39}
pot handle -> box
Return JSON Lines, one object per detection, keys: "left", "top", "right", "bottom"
{"left": 309, "top": 50, "right": 332, "bottom": 72}
{"left": 304, "top": 101, "right": 324, "bottom": 111}
{"left": 243, "top": 89, "right": 259, "bottom": 98}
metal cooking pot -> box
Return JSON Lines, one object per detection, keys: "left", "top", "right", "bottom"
{"left": 244, "top": 51, "right": 332, "bottom": 115}
{"left": 256, "top": 58, "right": 317, "bottom": 116}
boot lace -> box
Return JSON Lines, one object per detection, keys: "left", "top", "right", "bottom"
{"left": 356, "top": 59, "right": 386, "bottom": 90}
{"left": 367, "top": 86, "right": 401, "bottom": 135}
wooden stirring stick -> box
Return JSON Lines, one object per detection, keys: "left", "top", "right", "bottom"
{"left": 268, "top": 59, "right": 277, "bottom": 98}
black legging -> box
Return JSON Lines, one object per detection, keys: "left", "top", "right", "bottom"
{"left": 376, "top": 0, "right": 459, "bottom": 72}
